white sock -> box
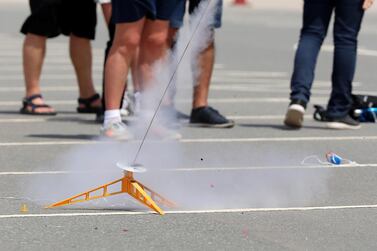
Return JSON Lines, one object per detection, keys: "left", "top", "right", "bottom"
{"left": 104, "top": 109, "right": 121, "bottom": 126}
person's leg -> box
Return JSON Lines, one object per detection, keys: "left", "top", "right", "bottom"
{"left": 188, "top": 0, "right": 217, "bottom": 109}
{"left": 187, "top": 0, "right": 233, "bottom": 128}
{"left": 105, "top": 20, "right": 145, "bottom": 111}
{"left": 100, "top": 21, "right": 116, "bottom": 113}
{"left": 22, "top": 33, "right": 55, "bottom": 113}
{"left": 69, "top": 35, "right": 99, "bottom": 101}
{"left": 20, "top": 0, "right": 62, "bottom": 114}
{"left": 162, "top": 0, "right": 190, "bottom": 119}
{"left": 284, "top": 0, "right": 333, "bottom": 128}
{"left": 100, "top": 21, "right": 144, "bottom": 139}
{"left": 290, "top": 0, "right": 333, "bottom": 104}
{"left": 326, "top": 0, "right": 364, "bottom": 119}
{"left": 23, "top": 33, "right": 45, "bottom": 98}
{"left": 192, "top": 37, "right": 214, "bottom": 109}
{"left": 62, "top": 0, "right": 101, "bottom": 112}
{"left": 138, "top": 19, "right": 170, "bottom": 91}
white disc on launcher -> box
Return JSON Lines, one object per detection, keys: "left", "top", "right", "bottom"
{"left": 116, "top": 162, "right": 147, "bottom": 173}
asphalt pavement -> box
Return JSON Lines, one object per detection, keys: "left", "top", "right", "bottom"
{"left": 0, "top": 2, "right": 377, "bottom": 250}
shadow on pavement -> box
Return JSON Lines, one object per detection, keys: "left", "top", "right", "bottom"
{"left": 47, "top": 116, "right": 99, "bottom": 125}
{"left": 238, "top": 123, "right": 327, "bottom": 130}
{"left": 0, "top": 110, "right": 22, "bottom": 115}
{"left": 27, "top": 134, "right": 98, "bottom": 140}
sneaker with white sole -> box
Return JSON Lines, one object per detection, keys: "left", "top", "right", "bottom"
{"left": 190, "top": 106, "right": 235, "bottom": 128}
{"left": 100, "top": 121, "right": 133, "bottom": 140}
{"left": 326, "top": 115, "right": 361, "bottom": 130}
{"left": 284, "top": 100, "right": 306, "bottom": 128}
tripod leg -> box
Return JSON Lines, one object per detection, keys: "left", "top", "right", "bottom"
{"left": 46, "top": 177, "right": 124, "bottom": 208}
{"left": 129, "top": 182, "right": 165, "bottom": 215}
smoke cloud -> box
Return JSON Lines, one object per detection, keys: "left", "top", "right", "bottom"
{"left": 23, "top": 0, "right": 330, "bottom": 212}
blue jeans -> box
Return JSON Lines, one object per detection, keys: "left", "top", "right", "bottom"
{"left": 290, "top": 0, "right": 364, "bottom": 118}
{"left": 170, "top": 0, "right": 223, "bottom": 29}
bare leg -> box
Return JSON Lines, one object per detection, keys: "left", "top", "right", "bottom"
{"left": 69, "top": 35, "right": 100, "bottom": 108}
{"left": 23, "top": 33, "right": 54, "bottom": 113}
{"left": 138, "top": 19, "right": 170, "bottom": 90}
{"left": 163, "top": 27, "right": 179, "bottom": 107}
{"left": 130, "top": 48, "right": 140, "bottom": 92}
{"left": 193, "top": 40, "right": 215, "bottom": 109}
{"left": 168, "top": 28, "right": 215, "bottom": 109}
{"left": 105, "top": 20, "right": 145, "bottom": 110}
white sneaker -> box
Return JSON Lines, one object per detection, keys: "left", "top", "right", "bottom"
{"left": 284, "top": 103, "right": 305, "bottom": 128}
{"left": 120, "top": 95, "right": 130, "bottom": 117}
{"left": 326, "top": 115, "right": 361, "bottom": 130}
{"left": 100, "top": 121, "right": 133, "bottom": 140}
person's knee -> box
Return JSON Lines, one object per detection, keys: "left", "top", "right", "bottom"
{"left": 334, "top": 32, "right": 357, "bottom": 47}
{"left": 301, "top": 26, "right": 327, "bottom": 42}
{"left": 25, "top": 33, "right": 47, "bottom": 43}
{"left": 113, "top": 33, "right": 141, "bottom": 57}
{"left": 143, "top": 31, "right": 169, "bottom": 50}
{"left": 70, "top": 35, "right": 90, "bottom": 43}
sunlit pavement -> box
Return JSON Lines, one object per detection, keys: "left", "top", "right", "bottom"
{"left": 1, "top": 2, "right": 377, "bottom": 250}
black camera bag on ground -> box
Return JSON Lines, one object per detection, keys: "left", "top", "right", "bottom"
{"left": 313, "top": 94, "right": 377, "bottom": 122}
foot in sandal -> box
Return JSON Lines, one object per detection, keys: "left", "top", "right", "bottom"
{"left": 20, "top": 94, "right": 56, "bottom": 116}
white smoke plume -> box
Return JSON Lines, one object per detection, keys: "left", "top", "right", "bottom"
{"left": 23, "top": 0, "right": 330, "bottom": 212}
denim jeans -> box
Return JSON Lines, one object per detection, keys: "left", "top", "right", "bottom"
{"left": 290, "top": 0, "right": 364, "bottom": 118}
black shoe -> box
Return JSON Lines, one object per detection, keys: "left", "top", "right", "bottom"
{"left": 326, "top": 114, "right": 361, "bottom": 130}
{"left": 95, "top": 112, "right": 104, "bottom": 124}
{"left": 190, "top": 106, "right": 235, "bottom": 128}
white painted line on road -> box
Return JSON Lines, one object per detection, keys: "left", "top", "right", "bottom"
{"left": 167, "top": 204, "right": 377, "bottom": 214}
{"left": 1, "top": 204, "right": 377, "bottom": 219}
{"left": 0, "top": 74, "right": 102, "bottom": 81}
{"left": 210, "top": 84, "right": 365, "bottom": 93}
{"left": 0, "top": 86, "right": 103, "bottom": 92}
{"left": 0, "top": 115, "right": 298, "bottom": 124}
{"left": 0, "top": 97, "right": 330, "bottom": 106}
{"left": 0, "top": 58, "right": 104, "bottom": 64}
{"left": 321, "top": 44, "right": 377, "bottom": 57}
{"left": 214, "top": 64, "right": 225, "bottom": 69}
{"left": 0, "top": 212, "right": 148, "bottom": 218}
{"left": 0, "top": 51, "right": 104, "bottom": 57}
{"left": 0, "top": 65, "right": 104, "bottom": 72}
{"left": 181, "top": 136, "right": 377, "bottom": 143}
{"left": 226, "top": 115, "right": 297, "bottom": 120}
{"left": 0, "top": 136, "right": 376, "bottom": 147}
{"left": 168, "top": 163, "right": 377, "bottom": 171}
{"left": 1, "top": 163, "right": 377, "bottom": 176}
{"left": 0, "top": 171, "right": 70, "bottom": 176}
{"left": 191, "top": 97, "right": 290, "bottom": 103}
{"left": 0, "top": 141, "right": 98, "bottom": 146}
{"left": 0, "top": 118, "right": 47, "bottom": 123}
{"left": 295, "top": 43, "right": 377, "bottom": 57}
{"left": 0, "top": 100, "right": 76, "bottom": 106}
{"left": 212, "top": 70, "right": 287, "bottom": 78}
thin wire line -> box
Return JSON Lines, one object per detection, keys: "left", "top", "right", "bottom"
{"left": 132, "top": 0, "right": 213, "bottom": 164}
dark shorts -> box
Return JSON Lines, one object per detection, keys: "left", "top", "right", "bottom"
{"left": 21, "top": 0, "right": 97, "bottom": 39}
{"left": 170, "top": 0, "right": 223, "bottom": 29}
{"left": 112, "top": 0, "right": 179, "bottom": 24}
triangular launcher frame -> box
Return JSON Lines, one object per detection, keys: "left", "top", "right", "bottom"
{"left": 46, "top": 171, "right": 176, "bottom": 215}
